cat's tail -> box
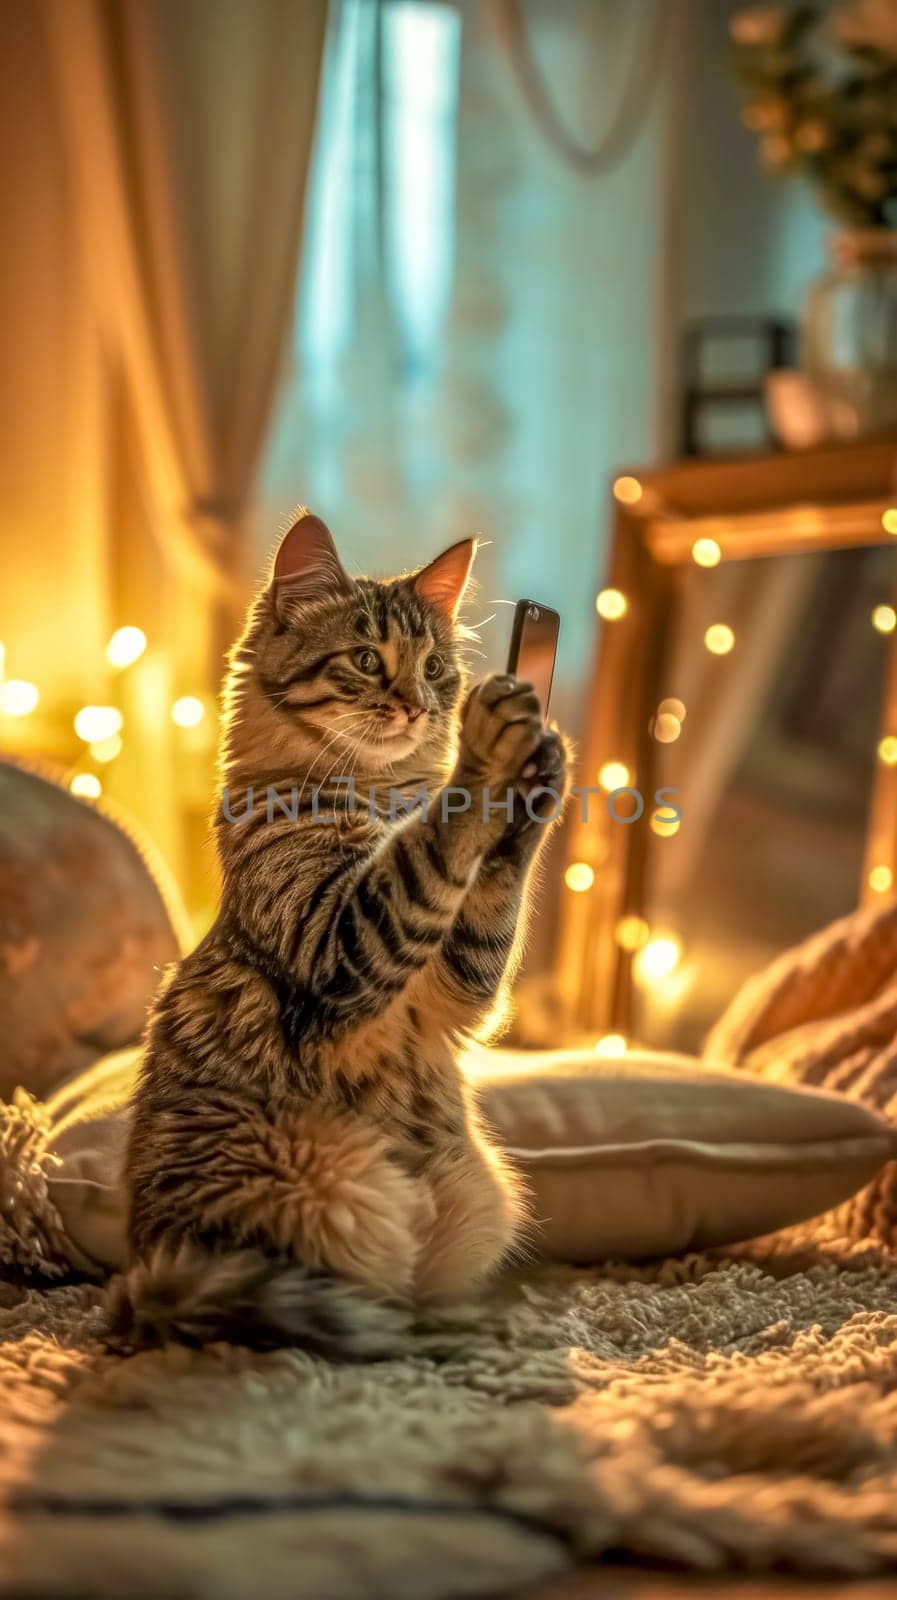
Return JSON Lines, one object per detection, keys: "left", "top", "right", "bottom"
{"left": 107, "top": 1240, "right": 410, "bottom": 1359}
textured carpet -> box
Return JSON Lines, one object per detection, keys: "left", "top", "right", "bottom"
{"left": 4, "top": 1235, "right": 897, "bottom": 1597}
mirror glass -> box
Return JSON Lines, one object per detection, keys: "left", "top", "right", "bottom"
{"left": 637, "top": 545, "right": 893, "bottom": 1052}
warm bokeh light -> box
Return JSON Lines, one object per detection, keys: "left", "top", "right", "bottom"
{"left": 883, "top": 509, "right": 897, "bottom": 536}
{"left": 615, "top": 914, "right": 650, "bottom": 952}
{"left": 872, "top": 605, "right": 897, "bottom": 635}
{"left": 595, "top": 588, "right": 627, "bottom": 620}
{"left": 868, "top": 865, "right": 893, "bottom": 894}
{"left": 70, "top": 773, "right": 102, "bottom": 799}
{"left": 171, "top": 695, "right": 206, "bottom": 728}
{"left": 652, "top": 712, "right": 681, "bottom": 744}
{"left": 704, "top": 624, "right": 735, "bottom": 655}
{"left": 658, "top": 697, "right": 686, "bottom": 721}
{"left": 0, "top": 641, "right": 6, "bottom": 681}
{"left": 879, "top": 736, "right": 897, "bottom": 766}
{"left": 0, "top": 679, "right": 40, "bottom": 716}
{"left": 691, "top": 537, "right": 721, "bottom": 568}
{"left": 633, "top": 934, "right": 682, "bottom": 987}
{"left": 794, "top": 119, "right": 828, "bottom": 153}
{"left": 650, "top": 809, "right": 681, "bottom": 838}
{"left": 106, "top": 625, "right": 147, "bottom": 669}
{"left": 760, "top": 133, "right": 791, "bottom": 170}
{"left": 594, "top": 1033, "right": 627, "bottom": 1058}
{"left": 599, "top": 760, "right": 631, "bottom": 792}
{"left": 731, "top": 9, "right": 783, "bottom": 43}
{"left": 564, "top": 861, "right": 595, "bottom": 893}
{"left": 613, "top": 475, "right": 642, "bottom": 506}
{"left": 90, "top": 734, "right": 123, "bottom": 763}
{"left": 74, "top": 705, "right": 123, "bottom": 742}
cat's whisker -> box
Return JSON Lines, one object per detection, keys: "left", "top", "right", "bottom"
{"left": 295, "top": 723, "right": 363, "bottom": 808}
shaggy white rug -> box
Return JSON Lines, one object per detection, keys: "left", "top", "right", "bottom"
{"left": 4, "top": 1236, "right": 897, "bottom": 1597}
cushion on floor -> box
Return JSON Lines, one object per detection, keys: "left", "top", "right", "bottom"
{"left": 4, "top": 1042, "right": 895, "bottom": 1277}
{"left": 0, "top": 760, "right": 185, "bottom": 1103}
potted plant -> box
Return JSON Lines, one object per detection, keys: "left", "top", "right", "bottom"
{"left": 731, "top": 1, "right": 897, "bottom": 437}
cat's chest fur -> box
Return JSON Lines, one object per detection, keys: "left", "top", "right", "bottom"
{"left": 149, "top": 918, "right": 467, "bottom": 1157}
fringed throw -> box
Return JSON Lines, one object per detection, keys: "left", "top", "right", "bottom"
{"left": 0, "top": 1088, "right": 70, "bottom": 1278}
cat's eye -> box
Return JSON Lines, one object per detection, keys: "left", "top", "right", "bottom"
{"left": 354, "top": 648, "right": 381, "bottom": 676}
{"left": 424, "top": 653, "right": 444, "bottom": 679}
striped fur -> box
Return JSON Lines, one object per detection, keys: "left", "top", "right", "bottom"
{"left": 121, "top": 514, "right": 569, "bottom": 1350}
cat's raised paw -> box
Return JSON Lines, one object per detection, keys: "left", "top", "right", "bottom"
{"left": 518, "top": 726, "right": 569, "bottom": 816}
{"left": 458, "top": 674, "right": 543, "bottom": 787}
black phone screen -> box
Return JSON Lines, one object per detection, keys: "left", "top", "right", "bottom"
{"left": 506, "top": 600, "right": 560, "bottom": 717}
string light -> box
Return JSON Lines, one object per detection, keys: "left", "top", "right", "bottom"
{"left": 882, "top": 509, "right": 897, "bottom": 536}
{"left": 599, "top": 760, "right": 631, "bottom": 792}
{"left": 691, "top": 537, "right": 721, "bottom": 568}
{"left": 868, "top": 865, "right": 893, "bottom": 894}
{"left": 704, "top": 624, "right": 735, "bottom": 655}
{"left": 652, "top": 712, "right": 681, "bottom": 744}
{"left": 651, "top": 810, "right": 681, "bottom": 837}
{"left": 0, "top": 680, "right": 39, "bottom": 716}
{"left": 878, "top": 737, "right": 897, "bottom": 766}
{"left": 106, "top": 626, "right": 147, "bottom": 669}
{"left": 74, "top": 705, "right": 123, "bottom": 742}
{"left": 613, "top": 475, "right": 643, "bottom": 506}
{"left": 658, "top": 697, "right": 686, "bottom": 721}
{"left": 872, "top": 605, "right": 897, "bottom": 635}
{"left": 615, "top": 915, "right": 649, "bottom": 952}
{"left": 70, "top": 773, "right": 102, "bottom": 800}
{"left": 596, "top": 588, "right": 627, "bottom": 620}
{"left": 171, "top": 695, "right": 206, "bottom": 728}
{"left": 594, "top": 1033, "right": 627, "bottom": 1057}
{"left": 633, "top": 935, "right": 682, "bottom": 987}
{"left": 565, "top": 862, "right": 595, "bottom": 893}
{"left": 90, "top": 734, "right": 123, "bottom": 764}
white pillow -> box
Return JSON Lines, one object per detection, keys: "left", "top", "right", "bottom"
{"left": 42, "top": 1045, "right": 897, "bottom": 1273}
{"left": 468, "top": 1046, "right": 897, "bottom": 1261}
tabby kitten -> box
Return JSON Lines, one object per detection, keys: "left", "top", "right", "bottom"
{"left": 118, "top": 512, "right": 569, "bottom": 1354}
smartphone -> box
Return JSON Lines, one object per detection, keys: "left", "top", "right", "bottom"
{"left": 507, "top": 599, "right": 560, "bottom": 718}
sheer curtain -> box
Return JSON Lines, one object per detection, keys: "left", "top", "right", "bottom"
{"left": 260, "top": 0, "right": 463, "bottom": 571}
{"left": 36, "top": 0, "right": 327, "bottom": 914}
{"left": 256, "top": 0, "right": 677, "bottom": 998}
{"left": 256, "top": 0, "right": 674, "bottom": 732}
{"left": 41, "top": 0, "right": 327, "bottom": 625}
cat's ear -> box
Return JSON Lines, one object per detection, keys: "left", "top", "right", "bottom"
{"left": 270, "top": 510, "right": 354, "bottom": 619}
{"left": 413, "top": 538, "right": 477, "bottom": 620}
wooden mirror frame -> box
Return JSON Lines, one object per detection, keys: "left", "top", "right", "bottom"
{"left": 556, "top": 434, "right": 897, "bottom": 1038}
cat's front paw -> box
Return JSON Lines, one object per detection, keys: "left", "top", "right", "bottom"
{"left": 518, "top": 725, "right": 570, "bottom": 820}
{"left": 483, "top": 727, "right": 571, "bottom": 863}
{"left": 457, "top": 674, "right": 542, "bottom": 789}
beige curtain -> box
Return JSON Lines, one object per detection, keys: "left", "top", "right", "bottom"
{"left": 30, "top": 0, "right": 326, "bottom": 921}
{"left": 40, "top": 0, "right": 327, "bottom": 619}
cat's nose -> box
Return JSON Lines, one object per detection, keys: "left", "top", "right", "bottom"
{"left": 405, "top": 705, "right": 426, "bottom": 724}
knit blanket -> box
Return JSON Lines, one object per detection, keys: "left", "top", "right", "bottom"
{"left": 707, "top": 898, "right": 897, "bottom": 1247}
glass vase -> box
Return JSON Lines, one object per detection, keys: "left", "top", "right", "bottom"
{"left": 801, "top": 229, "right": 897, "bottom": 438}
